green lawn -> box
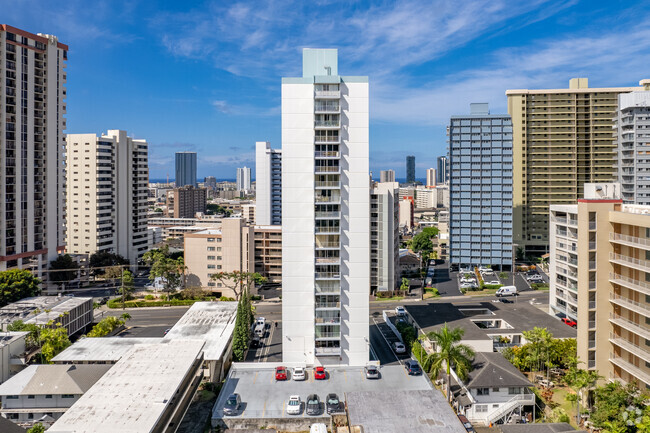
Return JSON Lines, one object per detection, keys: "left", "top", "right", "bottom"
{"left": 464, "top": 288, "right": 498, "bottom": 296}
{"left": 373, "top": 296, "right": 405, "bottom": 302}
{"left": 550, "top": 387, "right": 579, "bottom": 429}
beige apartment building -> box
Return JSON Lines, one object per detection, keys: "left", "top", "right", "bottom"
{"left": 254, "top": 225, "right": 282, "bottom": 284}
{"left": 549, "top": 183, "right": 650, "bottom": 387}
{"left": 507, "top": 78, "right": 643, "bottom": 255}
{"left": 167, "top": 185, "right": 207, "bottom": 218}
{"left": 184, "top": 218, "right": 254, "bottom": 297}
{"left": 66, "top": 130, "right": 149, "bottom": 264}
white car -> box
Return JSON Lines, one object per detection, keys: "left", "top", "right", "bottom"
{"left": 292, "top": 367, "right": 306, "bottom": 381}
{"left": 395, "top": 306, "right": 406, "bottom": 317}
{"left": 478, "top": 266, "right": 491, "bottom": 272}
{"left": 460, "top": 276, "right": 475, "bottom": 283}
{"left": 286, "top": 395, "right": 302, "bottom": 415}
{"left": 460, "top": 282, "right": 478, "bottom": 290}
{"left": 486, "top": 280, "right": 500, "bottom": 285}
{"left": 392, "top": 341, "right": 406, "bottom": 354}
{"left": 256, "top": 317, "right": 266, "bottom": 328}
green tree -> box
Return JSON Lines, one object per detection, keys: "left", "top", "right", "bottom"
{"left": 564, "top": 367, "right": 601, "bottom": 425}
{"left": 0, "top": 269, "right": 41, "bottom": 307}
{"left": 143, "top": 249, "right": 185, "bottom": 295}
{"left": 87, "top": 315, "right": 127, "bottom": 337}
{"left": 400, "top": 277, "right": 409, "bottom": 292}
{"left": 27, "top": 424, "right": 46, "bottom": 433}
{"left": 40, "top": 322, "right": 71, "bottom": 363}
{"left": 522, "top": 327, "right": 553, "bottom": 374}
{"left": 231, "top": 291, "right": 252, "bottom": 361}
{"left": 7, "top": 320, "right": 41, "bottom": 348}
{"left": 423, "top": 324, "right": 475, "bottom": 402}
{"left": 89, "top": 252, "right": 128, "bottom": 276}
{"left": 49, "top": 254, "right": 77, "bottom": 287}
{"left": 591, "top": 381, "right": 646, "bottom": 430}
{"left": 211, "top": 271, "right": 266, "bottom": 300}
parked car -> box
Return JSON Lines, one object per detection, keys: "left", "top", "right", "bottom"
{"left": 256, "top": 317, "right": 266, "bottom": 328}
{"left": 495, "top": 286, "right": 517, "bottom": 297}
{"left": 250, "top": 335, "right": 262, "bottom": 348}
{"left": 392, "top": 341, "right": 406, "bottom": 354}
{"left": 326, "top": 393, "right": 341, "bottom": 414}
{"left": 306, "top": 394, "right": 321, "bottom": 415}
{"left": 458, "top": 414, "right": 475, "bottom": 432}
{"left": 314, "top": 366, "right": 327, "bottom": 380}
{"left": 223, "top": 393, "right": 241, "bottom": 416}
{"left": 275, "top": 366, "right": 288, "bottom": 381}
{"left": 498, "top": 298, "right": 513, "bottom": 304}
{"left": 460, "top": 275, "right": 475, "bottom": 283}
{"left": 562, "top": 317, "right": 577, "bottom": 328}
{"left": 293, "top": 366, "right": 306, "bottom": 381}
{"left": 310, "top": 423, "right": 328, "bottom": 433}
{"left": 527, "top": 274, "right": 544, "bottom": 282}
{"left": 486, "top": 280, "right": 500, "bottom": 285}
{"left": 364, "top": 365, "right": 380, "bottom": 379}
{"left": 479, "top": 266, "right": 491, "bottom": 272}
{"left": 395, "top": 306, "right": 406, "bottom": 316}
{"left": 460, "top": 282, "right": 478, "bottom": 290}
{"left": 405, "top": 360, "right": 422, "bottom": 375}
{"left": 286, "top": 395, "right": 302, "bottom": 415}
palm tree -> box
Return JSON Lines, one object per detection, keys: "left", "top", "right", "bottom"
{"left": 422, "top": 324, "right": 475, "bottom": 402}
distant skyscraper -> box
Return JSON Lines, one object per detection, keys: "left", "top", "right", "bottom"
{"left": 175, "top": 152, "right": 197, "bottom": 187}
{"left": 0, "top": 25, "right": 67, "bottom": 277}
{"left": 437, "top": 156, "right": 448, "bottom": 184}
{"left": 449, "top": 103, "right": 513, "bottom": 271}
{"left": 426, "top": 168, "right": 437, "bottom": 187}
{"left": 282, "top": 48, "right": 369, "bottom": 366}
{"left": 236, "top": 166, "right": 251, "bottom": 193}
{"left": 406, "top": 155, "right": 416, "bottom": 183}
{"left": 380, "top": 170, "right": 395, "bottom": 183}
{"left": 256, "top": 142, "right": 282, "bottom": 225}
{"left": 203, "top": 176, "right": 217, "bottom": 189}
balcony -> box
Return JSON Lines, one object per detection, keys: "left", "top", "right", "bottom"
{"left": 609, "top": 253, "right": 650, "bottom": 273}
{"left": 610, "top": 233, "right": 650, "bottom": 250}
{"left": 610, "top": 334, "right": 650, "bottom": 362}
{"left": 609, "top": 354, "right": 650, "bottom": 386}
{"left": 315, "top": 90, "right": 340, "bottom": 99}
{"left": 610, "top": 293, "right": 650, "bottom": 317}
{"left": 315, "top": 211, "right": 340, "bottom": 219}
{"left": 315, "top": 120, "right": 340, "bottom": 129}
{"left": 315, "top": 257, "right": 340, "bottom": 265}
{"left": 315, "top": 193, "right": 340, "bottom": 204}
{"left": 315, "top": 272, "right": 340, "bottom": 280}
{"left": 315, "top": 301, "right": 341, "bottom": 309}
{"left": 314, "top": 135, "right": 340, "bottom": 144}
{"left": 609, "top": 273, "right": 650, "bottom": 296}
{"left": 314, "top": 103, "right": 340, "bottom": 114}
{"left": 315, "top": 166, "right": 340, "bottom": 174}
{"left": 315, "top": 226, "right": 340, "bottom": 234}
{"left": 315, "top": 181, "right": 340, "bottom": 188}
{"left": 315, "top": 151, "right": 340, "bottom": 159}
{"left": 610, "top": 313, "right": 650, "bottom": 340}
{"left": 315, "top": 347, "right": 341, "bottom": 356}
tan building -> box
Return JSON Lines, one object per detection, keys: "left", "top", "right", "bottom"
{"left": 426, "top": 168, "right": 436, "bottom": 188}
{"left": 549, "top": 183, "right": 650, "bottom": 386}
{"left": 167, "top": 186, "right": 207, "bottom": 218}
{"left": 507, "top": 78, "right": 643, "bottom": 255}
{"left": 254, "top": 225, "right": 282, "bottom": 284}
{"left": 184, "top": 218, "right": 254, "bottom": 297}
{"left": 66, "top": 130, "right": 149, "bottom": 264}
{"left": 241, "top": 203, "right": 256, "bottom": 224}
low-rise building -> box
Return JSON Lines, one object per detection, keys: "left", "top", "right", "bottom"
{"left": 0, "top": 333, "right": 28, "bottom": 384}
{"left": 52, "top": 338, "right": 164, "bottom": 365}
{"left": 0, "top": 364, "right": 111, "bottom": 426}
{"left": 399, "top": 249, "right": 420, "bottom": 277}
{"left": 254, "top": 225, "right": 282, "bottom": 284}
{"left": 0, "top": 297, "right": 92, "bottom": 337}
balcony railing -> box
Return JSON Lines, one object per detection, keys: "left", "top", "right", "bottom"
{"left": 314, "top": 136, "right": 340, "bottom": 144}
{"left": 315, "top": 181, "right": 340, "bottom": 188}
{"left": 610, "top": 313, "right": 650, "bottom": 340}
{"left": 315, "top": 347, "right": 341, "bottom": 355}
{"left": 315, "top": 257, "right": 340, "bottom": 264}
{"left": 315, "top": 241, "right": 340, "bottom": 249}
{"left": 315, "top": 166, "right": 340, "bottom": 174}
{"left": 315, "top": 194, "right": 341, "bottom": 203}
{"left": 315, "top": 272, "right": 340, "bottom": 279}
{"left": 609, "top": 354, "right": 650, "bottom": 386}
{"left": 610, "top": 233, "right": 650, "bottom": 249}
{"left": 610, "top": 333, "right": 650, "bottom": 362}
{"left": 610, "top": 293, "right": 650, "bottom": 317}
{"left": 315, "top": 120, "right": 340, "bottom": 128}
{"left": 315, "top": 226, "right": 340, "bottom": 234}
{"left": 315, "top": 211, "right": 341, "bottom": 219}
{"left": 315, "top": 90, "right": 340, "bottom": 98}
{"left": 609, "top": 253, "right": 650, "bottom": 272}
{"left": 315, "top": 151, "right": 340, "bottom": 158}
{"left": 315, "top": 301, "right": 341, "bottom": 309}
{"left": 314, "top": 103, "right": 340, "bottom": 113}
{"left": 315, "top": 316, "right": 341, "bottom": 324}
{"left": 609, "top": 273, "right": 650, "bottom": 296}
{"left": 315, "top": 331, "right": 341, "bottom": 339}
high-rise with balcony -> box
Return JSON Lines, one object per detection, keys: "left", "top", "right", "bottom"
{"left": 175, "top": 151, "right": 197, "bottom": 187}
{"left": 615, "top": 80, "right": 650, "bottom": 204}
{"left": 66, "top": 130, "right": 149, "bottom": 264}
{"left": 406, "top": 155, "right": 415, "bottom": 183}
{"left": 0, "top": 25, "right": 67, "bottom": 276}
{"left": 507, "top": 78, "right": 643, "bottom": 255}
{"left": 255, "top": 142, "right": 282, "bottom": 225}
{"left": 236, "top": 166, "right": 251, "bottom": 194}
{"left": 282, "top": 48, "right": 369, "bottom": 365}
{"left": 371, "top": 182, "right": 399, "bottom": 293}
{"left": 549, "top": 182, "right": 650, "bottom": 386}
{"left": 449, "top": 103, "right": 514, "bottom": 271}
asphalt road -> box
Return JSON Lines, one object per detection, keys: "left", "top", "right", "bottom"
{"left": 97, "top": 306, "right": 190, "bottom": 338}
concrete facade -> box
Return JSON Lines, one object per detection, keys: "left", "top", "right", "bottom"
{"left": 426, "top": 168, "right": 437, "bottom": 188}
{"left": 237, "top": 166, "right": 251, "bottom": 193}
{"left": 66, "top": 130, "right": 149, "bottom": 264}
{"left": 507, "top": 78, "right": 642, "bottom": 255}
{"left": 371, "top": 182, "right": 400, "bottom": 293}
{"left": 437, "top": 156, "right": 449, "bottom": 185}
{"left": 0, "top": 25, "right": 67, "bottom": 277}
{"left": 167, "top": 185, "right": 207, "bottom": 218}
{"left": 254, "top": 225, "right": 282, "bottom": 284}
{"left": 255, "top": 141, "right": 282, "bottom": 225}
{"left": 449, "top": 103, "right": 514, "bottom": 271}
{"left": 175, "top": 151, "right": 197, "bottom": 187}
{"left": 379, "top": 169, "right": 395, "bottom": 183}
{"left": 0, "top": 332, "right": 28, "bottom": 385}
{"left": 282, "top": 48, "right": 369, "bottom": 366}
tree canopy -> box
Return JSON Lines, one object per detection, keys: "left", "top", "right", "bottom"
{"left": 211, "top": 271, "right": 266, "bottom": 300}
{"left": 49, "top": 254, "right": 77, "bottom": 285}
{"left": 89, "top": 252, "right": 128, "bottom": 275}
{"left": 0, "top": 269, "right": 41, "bottom": 307}
{"left": 40, "top": 321, "right": 71, "bottom": 363}
{"left": 143, "top": 248, "right": 185, "bottom": 294}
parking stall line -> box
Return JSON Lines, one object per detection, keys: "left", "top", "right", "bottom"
{"left": 262, "top": 400, "right": 266, "bottom": 417}
{"left": 252, "top": 371, "right": 258, "bottom": 385}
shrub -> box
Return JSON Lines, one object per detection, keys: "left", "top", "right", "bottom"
{"left": 499, "top": 272, "right": 509, "bottom": 280}
{"left": 251, "top": 295, "right": 262, "bottom": 301}
{"left": 483, "top": 284, "right": 503, "bottom": 290}
{"left": 219, "top": 296, "right": 236, "bottom": 301}
{"left": 396, "top": 321, "right": 417, "bottom": 353}
{"left": 531, "top": 283, "right": 549, "bottom": 290}
{"left": 108, "top": 299, "right": 199, "bottom": 308}
{"left": 144, "top": 294, "right": 155, "bottom": 300}
{"left": 87, "top": 316, "right": 125, "bottom": 337}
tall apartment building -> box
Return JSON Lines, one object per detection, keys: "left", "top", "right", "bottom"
{"left": 236, "top": 166, "right": 251, "bottom": 193}
{"left": 371, "top": 182, "right": 399, "bottom": 293}
{"left": 379, "top": 169, "right": 395, "bottom": 183}
{"left": 166, "top": 185, "right": 207, "bottom": 218}
{"left": 184, "top": 218, "right": 254, "bottom": 297}
{"left": 437, "top": 156, "right": 448, "bottom": 184}
{"left": 66, "top": 130, "right": 149, "bottom": 264}
{"left": 507, "top": 78, "right": 643, "bottom": 255}
{"left": 548, "top": 183, "right": 650, "bottom": 386}
{"left": 449, "top": 103, "right": 514, "bottom": 271}
{"left": 204, "top": 176, "right": 217, "bottom": 189}
{"left": 426, "top": 168, "right": 437, "bottom": 187}
{"left": 254, "top": 225, "right": 282, "bottom": 284}
{"left": 415, "top": 187, "right": 437, "bottom": 209}
{"left": 615, "top": 81, "right": 650, "bottom": 204}
{"left": 0, "top": 25, "right": 67, "bottom": 275}
{"left": 175, "top": 152, "right": 196, "bottom": 187}
{"left": 255, "top": 141, "right": 282, "bottom": 225}
{"left": 406, "top": 155, "right": 416, "bottom": 183}
{"left": 282, "top": 48, "right": 369, "bottom": 365}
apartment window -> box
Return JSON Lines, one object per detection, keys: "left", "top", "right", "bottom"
{"left": 508, "top": 387, "right": 523, "bottom": 394}
{"left": 475, "top": 405, "right": 488, "bottom": 413}
{"left": 208, "top": 282, "right": 215, "bottom": 287}
{"left": 207, "top": 256, "right": 215, "bottom": 260}
{"left": 217, "top": 238, "right": 222, "bottom": 242}
{"left": 646, "top": 227, "right": 650, "bottom": 238}
{"left": 27, "top": 395, "right": 35, "bottom": 399}
{"left": 45, "top": 395, "right": 53, "bottom": 399}
{"left": 207, "top": 247, "right": 215, "bottom": 251}
{"left": 217, "top": 247, "right": 222, "bottom": 252}
{"left": 492, "top": 387, "right": 500, "bottom": 392}
{"left": 62, "top": 394, "right": 75, "bottom": 399}
{"left": 5, "top": 395, "right": 18, "bottom": 399}
{"left": 207, "top": 264, "right": 216, "bottom": 269}
{"left": 646, "top": 250, "right": 650, "bottom": 261}
{"left": 207, "top": 238, "right": 215, "bottom": 242}
{"left": 217, "top": 256, "right": 222, "bottom": 260}
{"left": 217, "top": 265, "right": 222, "bottom": 270}
{"left": 476, "top": 388, "right": 490, "bottom": 395}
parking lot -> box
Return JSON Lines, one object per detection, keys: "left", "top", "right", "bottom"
{"left": 212, "top": 364, "right": 433, "bottom": 421}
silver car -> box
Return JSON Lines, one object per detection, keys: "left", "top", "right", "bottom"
{"left": 365, "top": 365, "right": 380, "bottom": 379}
{"left": 223, "top": 393, "right": 241, "bottom": 416}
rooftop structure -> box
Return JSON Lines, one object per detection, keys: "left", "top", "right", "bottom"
{"left": 52, "top": 337, "right": 163, "bottom": 364}
{"left": 0, "top": 332, "right": 28, "bottom": 384}
{"left": 0, "top": 296, "right": 92, "bottom": 337}
{"left": 48, "top": 340, "right": 205, "bottom": 433}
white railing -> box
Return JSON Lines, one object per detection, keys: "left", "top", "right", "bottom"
{"left": 609, "top": 354, "right": 650, "bottom": 386}
{"left": 610, "top": 233, "right": 650, "bottom": 248}
{"left": 610, "top": 333, "right": 650, "bottom": 361}
{"left": 609, "top": 273, "right": 650, "bottom": 296}
{"left": 315, "top": 90, "right": 340, "bottom": 98}
{"left": 610, "top": 253, "right": 650, "bottom": 271}
{"left": 315, "top": 181, "right": 340, "bottom": 188}
{"left": 610, "top": 293, "right": 650, "bottom": 317}
{"left": 314, "top": 151, "right": 340, "bottom": 158}
{"left": 486, "top": 393, "right": 535, "bottom": 424}
{"left": 610, "top": 313, "right": 650, "bottom": 339}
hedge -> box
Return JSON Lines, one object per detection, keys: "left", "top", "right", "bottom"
{"left": 108, "top": 299, "right": 201, "bottom": 308}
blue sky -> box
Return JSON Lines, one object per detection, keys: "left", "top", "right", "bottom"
{"left": 6, "top": 0, "right": 650, "bottom": 179}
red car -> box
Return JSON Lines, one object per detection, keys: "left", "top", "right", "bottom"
{"left": 562, "top": 318, "right": 577, "bottom": 328}
{"left": 275, "top": 366, "right": 287, "bottom": 381}
{"left": 314, "top": 366, "right": 327, "bottom": 380}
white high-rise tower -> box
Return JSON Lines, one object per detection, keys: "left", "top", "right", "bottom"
{"left": 282, "top": 49, "right": 369, "bottom": 366}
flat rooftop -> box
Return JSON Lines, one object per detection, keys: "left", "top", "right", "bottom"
{"left": 48, "top": 339, "right": 204, "bottom": 433}
{"left": 346, "top": 390, "right": 465, "bottom": 433}
{"left": 212, "top": 364, "right": 434, "bottom": 421}
{"left": 0, "top": 296, "right": 91, "bottom": 326}
{"left": 52, "top": 337, "right": 164, "bottom": 363}
{"left": 406, "top": 301, "right": 576, "bottom": 343}
{"left": 163, "top": 301, "right": 237, "bottom": 361}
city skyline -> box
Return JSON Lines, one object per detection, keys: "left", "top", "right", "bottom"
{"left": 6, "top": 1, "right": 650, "bottom": 178}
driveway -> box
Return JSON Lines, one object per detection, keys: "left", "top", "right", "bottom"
{"left": 432, "top": 261, "right": 462, "bottom": 297}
